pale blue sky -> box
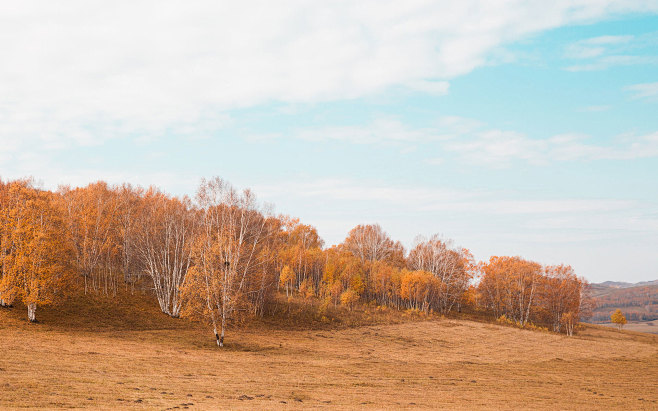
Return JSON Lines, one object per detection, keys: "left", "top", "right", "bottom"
{"left": 1, "top": 1, "right": 657, "bottom": 282}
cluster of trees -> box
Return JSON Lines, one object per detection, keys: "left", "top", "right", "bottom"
{"left": 478, "top": 258, "right": 589, "bottom": 336}
{"left": 0, "top": 177, "right": 591, "bottom": 345}
{"left": 0, "top": 179, "right": 74, "bottom": 321}
{"left": 593, "top": 285, "right": 658, "bottom": 309}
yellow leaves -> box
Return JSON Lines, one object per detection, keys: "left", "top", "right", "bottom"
{"left": 610, "top": 309, "right": 627, "bottom": 330}
{"left": 299, "top": 278, "right": 315, "bottom": 299}
{"left": 0, "top": 176, "right": 586, "bottom": 335}
{"left": 0, "top": 179, "right": 75, "bottom": 319}
{"left": 340, "top": 288, "right": 359, "bottom": 310}
{"left": 279, "top": 265, "right": 295, "bottom": 287}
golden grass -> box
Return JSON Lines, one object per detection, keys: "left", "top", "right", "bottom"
{"left": 1, "top": 293, "right": 657, "bottom": 410}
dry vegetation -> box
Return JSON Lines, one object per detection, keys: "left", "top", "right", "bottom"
{"left": 599, "top": 320, "right": 658, "bottom": 334}
{"left": 1, "top": 292, "right": 657, "bottom": 410}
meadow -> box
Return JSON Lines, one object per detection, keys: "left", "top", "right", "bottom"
{"left": 1, "top": 292, "right": 656, "bottom": 410}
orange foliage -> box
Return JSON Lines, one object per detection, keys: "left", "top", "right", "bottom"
{"left": 0, "top": 179, "right": 74, "bottom": 321}
{"left": 0, "top": 175, "right": 589, "bottom": 337}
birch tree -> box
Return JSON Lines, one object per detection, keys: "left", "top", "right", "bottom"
{"left": 538, "top": 265, "right": 583, "bottom": 332}
{"left": 408, "top": 235, "right": 474, "bottom": 313}
{"left": 117, "top": 184, "right": 144, "bottom": 289}
{"left": 0, "top": 178, "right": 13, "bottom": 307}
{"left": 135, "top": 188, "right": 197, "bottom": 317}
{"left": 182, "top": 177, "right": 273, "bottom": 347}
{"left": 60, "top": 182, "right": 122, "bottom": 295}
{"left": 0, "top": 180, "right": 74, "bottom": 322}
{"left": 344, "top": 224, "right": 404, "bottom": 265}
{"left": 478, "top": 256, "right": 541, "bottom": 326}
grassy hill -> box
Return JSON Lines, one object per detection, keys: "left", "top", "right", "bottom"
{"left": 589, "top": 281, "right": 658, "bottom": 331}
{"left": 1, "top": 291, "right": 657, "bottom": 410}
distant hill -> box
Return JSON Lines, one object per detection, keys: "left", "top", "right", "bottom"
{"left": 594, "top": 280, "right": 658, "bottom": 290}
{"left": 588, "top": 280, "right": 658, "bottom": 324}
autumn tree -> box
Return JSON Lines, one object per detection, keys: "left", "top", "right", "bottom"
{"left": 408, "top": 235, "right": 474, "bottom": 313}
{"left": 116, "top": 184, "right": 145, "bottom": 289}
{"left": 370, "top": 260, "right": 403, "bottom": 309}
{"left": 276, "top": 217, "right": 324, "bottom": 294}
{"left": 478, "top": 256, "right": 542, "bottom": 326}
{"left": 400, "top": 269, "right": 440, "bottom": 313}
{"left": 0, "top": 180, "right": 74, "bottom": 321}
{"left": 279, "top": 265, "right": 294, "bottom": 297}
{"left": 610, "top": 309, "right": 627, "bottom": 331}
{"left": 134, "top": 188, "right": 197, "bottom": 317}
{"left": 299, "top": 277, "right": 315, "bottom": 300}
{"left": 181, "top": 177, "right": 273, "bottom": 347}
{"left": 0, "top": 179, "right": 10, "bottom": 307}
{"left": 340, "top": 288, "right": 359, "bottom": 310}
{"left": 322, "top": 246, "right": 366, "bottom": 307}
{"left": 538, "top": 265, "right": 584, "bottom": 332}
{"left": 560, "top": 311, "right": 577, "bottom": 336}
{"left": 344, "top": 224, "right": 404, "bottom": 265}
{"left": 60, "top": 182, "right": 122, "bottom": 295}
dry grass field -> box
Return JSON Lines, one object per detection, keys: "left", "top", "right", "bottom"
{"left": 599, "top": 320, "right": 658, "bottom": 335}
{"left": 1, "top": 293, "right": 657, "bottom": 410}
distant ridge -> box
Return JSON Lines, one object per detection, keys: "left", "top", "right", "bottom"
{"left": 588, "top": 279, "right": 658, "bottom": 326}
{"left": 594, "top": 280, "right": 658, "bottom": 289}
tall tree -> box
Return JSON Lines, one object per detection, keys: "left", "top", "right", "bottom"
{"left": 60, "top": 182, "right": 122, "bottom": 295}
{"left": 408, "top": 235, "right": 474, "bottom": 313}
{"left": 135, "top": 188, "right": 197, "bottom": 317}
{"left": 117, "top": 184, "right": 144, "bottom": 289}
{"left": 0, "top": 180, "right": 74, "bottom": 321}
{"left": 182, "top": 178, "right": 273, "bottom": 347}
{"left": 478, "top": 256, "right": 542, "bottom": 326}
{"left": 538, "top": 265, "right": 584, "bottom": 332}
{"left": 343, "top": 224, "right": 404, "bottom": 265}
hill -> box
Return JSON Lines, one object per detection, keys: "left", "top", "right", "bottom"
{"left": 1, "top": 291, "right": 657, "bottom": 409}
{"left": 594, "top": 280, "right": 658, "bottom": 289}
{"left": 589, "top": 280, "right": 658, "bottom": 330}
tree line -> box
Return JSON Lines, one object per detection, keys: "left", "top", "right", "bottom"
{"left": 0, "top": 177, "right": 592, "bottom": 345}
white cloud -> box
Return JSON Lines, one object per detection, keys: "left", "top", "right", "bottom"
{"left": 564, "top": 35, "right": 634, "bottom": 59}
{"left": 441, "top": 120, "right": 658, "bottom": 166}
{"left": 252, "top": 176, "right": 651, "bottom": 251}
{"left": 625, "top": 81, "right": 658, "bottom": 99}
{"left": 267, "top": 114, "right": 658, "bottom": 165}
{"left": 563, "top": 32, "right": 658, "bottom": 71}
{"left": 292, "top": 117, "right": 446, "bottom": 145}
{"left": 566, "top": 55, "right": 658, "bottom": 71}
{"left": 254, "top": 177, "right": 634, "bottom": 215}
{"left": 446, "top": 129, "right": 546, "bottom": 166}
{"left": 1, "top": 1, "right": 657, "bottom": 155}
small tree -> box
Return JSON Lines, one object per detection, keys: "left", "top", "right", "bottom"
{"left": 560, "top": 311, "right": 577, "bottom": 336}
{"left": 299, "top": 277, "right": 315, "bottom": 300}
{"left": 279, "top": 265, "right": 294, "bottom": 297}
{"left": 610, "top": 309, "right": 627, "bottom": 331}
{"left": 340, "top": 288, "right": 359, "bottom": 311}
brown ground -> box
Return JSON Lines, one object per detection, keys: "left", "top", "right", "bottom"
{"left": 1, "top": 294, "right": 657, "bottom": 410}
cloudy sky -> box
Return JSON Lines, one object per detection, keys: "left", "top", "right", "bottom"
{"left": 1, "top": 1, "right": 657, "bottom": 282}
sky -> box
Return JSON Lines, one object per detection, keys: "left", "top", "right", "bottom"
{"left": 1, "top": 1, "right": 657, "bottom": 283}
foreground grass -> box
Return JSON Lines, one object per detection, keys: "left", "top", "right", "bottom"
{"left": 1, "top": 293, "right": 657, "bottom": 410}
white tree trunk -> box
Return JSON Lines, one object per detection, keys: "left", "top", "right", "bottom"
{"left": 219, "top": 304, "right": 226, "bottom": 347}
{"left": 27, "top": 303, "right": 37, "bottom": 322}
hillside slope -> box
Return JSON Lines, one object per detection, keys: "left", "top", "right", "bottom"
{"left": 1, "top": 293, "right": 657, "bottom": 410}
{"left": 589, "top": 281, "right": 658, "bottom": 328}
